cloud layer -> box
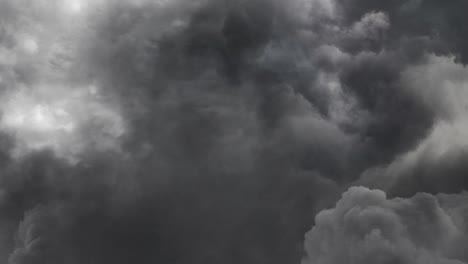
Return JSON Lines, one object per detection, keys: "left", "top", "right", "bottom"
{"left": 1, "top": 0, "right": 468, "bottom": 263}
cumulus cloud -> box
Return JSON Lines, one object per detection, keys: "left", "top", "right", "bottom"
{"left": 303, "top": 187, "right": 468, "bottom": 264}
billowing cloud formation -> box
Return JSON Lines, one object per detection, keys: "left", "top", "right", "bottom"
{"left": 1, "top": 0, "right": 468, "bottom": 263}
{"left": 357, "top": 55, "right": 468, "bottom": 196}
{"left": 303, "top": 187, "right": 468, "bottom": 264}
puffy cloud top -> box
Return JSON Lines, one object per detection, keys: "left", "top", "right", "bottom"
{"left": 304, "top": 187, "right": 468, "bottom": 264}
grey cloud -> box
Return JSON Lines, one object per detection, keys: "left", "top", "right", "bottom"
{"left": 303, "top": 187, "right": 468, "bottom": 264}
{"left": 355, "top": 55, "right": 468, "bottom": 197}
{"left": 1, "top": 0, "right": 468, "bottom": 264}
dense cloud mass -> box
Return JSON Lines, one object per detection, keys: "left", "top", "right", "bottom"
{"left": 303, "top": 187, "right": 468, "bottom": 264}
{"left": 1, "top": 0, "right": 468, "bottom": 263}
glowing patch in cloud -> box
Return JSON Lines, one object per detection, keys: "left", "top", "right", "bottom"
{"left": 3, "top": 102, "right": 75, "bottom": 133}
{"left": 0, "top": 85, "right": 126, "bottom": 162}
{"left": 21, "top": 37, "right": 39, "bottom": 54}
{"left": 63, "top": 0, "right": 86, "bottom": 14}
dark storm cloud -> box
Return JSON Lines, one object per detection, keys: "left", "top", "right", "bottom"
{"left": 2, "top": 0, "right": 468, "bottom": 264}
{"left": 0, "top": 1, "right": 346, "bottom": 263}
{"left": 332, "top": 0, "right": 468, "bottom": 63}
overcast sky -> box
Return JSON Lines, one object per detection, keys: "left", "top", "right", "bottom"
{"left": 1, "top": 0, "right": 468, "bottom": 263}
